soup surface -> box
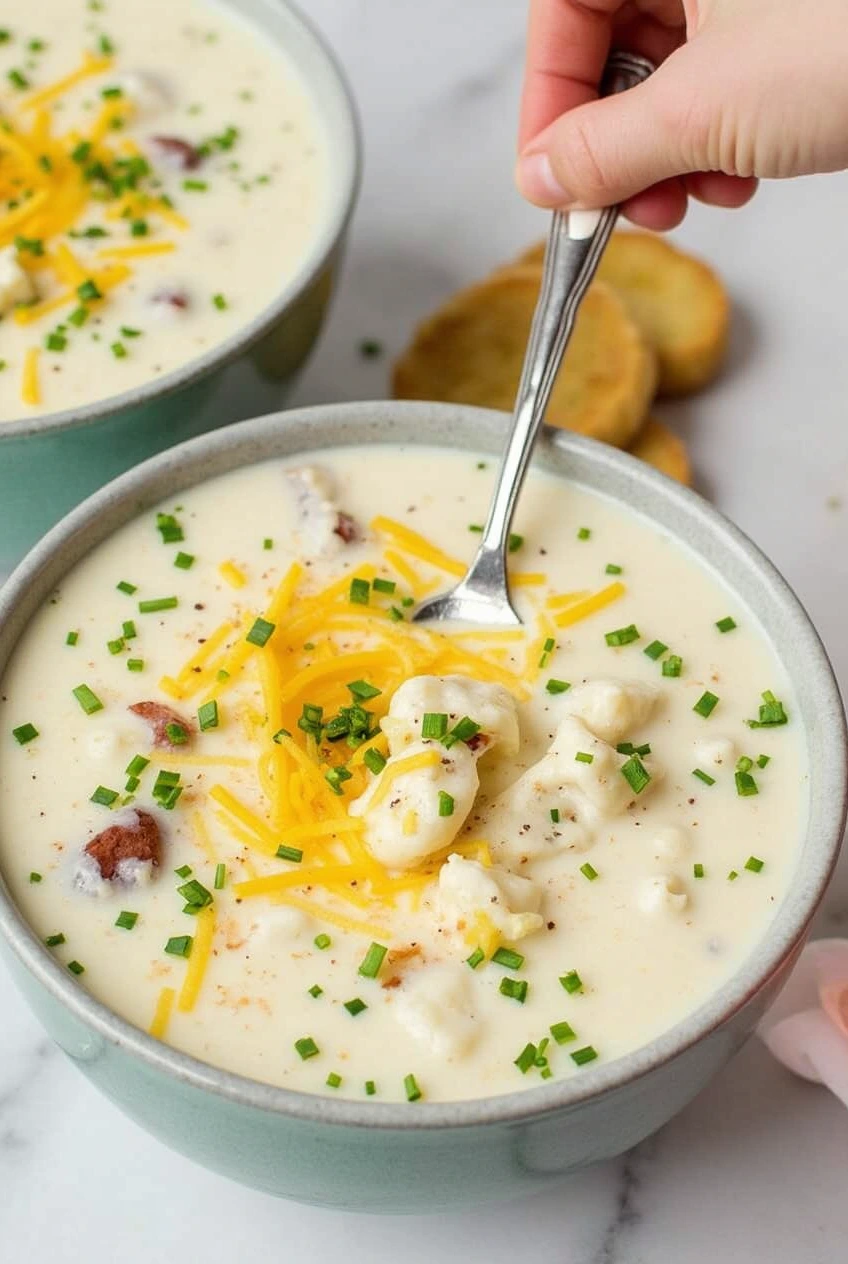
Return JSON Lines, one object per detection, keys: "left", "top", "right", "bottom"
{"left": 0, "top": 446, "right": 804, "bottom": 1102}
{"left": 0, "top": 0, "right": 326, "bottom": 420}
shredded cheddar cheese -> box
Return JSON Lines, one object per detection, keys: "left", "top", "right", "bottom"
{"left": 553, "top": 581, "right": 626, "bottom": 628}
{"left": 177, "top": 907, "right": 216, "bottom": 1013}
{"left": 149, "top": 986, "right": 176, "bottom": 1039}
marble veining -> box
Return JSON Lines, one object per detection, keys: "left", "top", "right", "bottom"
{"left": 2, "top": 0, "right": 848, "bottom": 1258}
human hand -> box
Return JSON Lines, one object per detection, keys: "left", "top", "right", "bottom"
{"left": 516, "top": 0, "right": 848, "bottom": 229}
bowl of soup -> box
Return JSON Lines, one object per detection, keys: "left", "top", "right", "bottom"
{"left": 0, "top": 400, "right": 843, "bottom": 1213}
{"left": 0, "top": 0, "right": 360, "bottom": 572}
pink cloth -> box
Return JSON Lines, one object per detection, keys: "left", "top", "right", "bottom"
{"left": 758, "top": 938, "right": 848, "bottom": 1104}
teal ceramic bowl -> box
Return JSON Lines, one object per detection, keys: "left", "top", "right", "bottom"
{"left": 0, "top": 402, "right": 845, "bottom": 1214}
{"left": 0, "top": 0, "right": 360, "bottom": 576}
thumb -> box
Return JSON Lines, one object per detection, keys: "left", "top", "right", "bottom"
{"left": 517, "top": 56, "right": 701, "bottom": 209}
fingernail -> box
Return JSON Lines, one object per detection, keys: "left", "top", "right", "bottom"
{"left": 517, "top": 152, "right": 570, "bottom": 206}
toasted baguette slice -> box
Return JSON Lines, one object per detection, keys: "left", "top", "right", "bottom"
{"left": 393, "top": 267, "right": 656, "bottom": 447}
{"left": 628, "top": 416, "right": 692, "bottom": 485}
{"left": 519, "top": 231, "right": 729, "bottom": 395}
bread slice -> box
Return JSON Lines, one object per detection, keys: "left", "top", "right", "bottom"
{"left": 393, "top": 267, "right": 656, "bottom": 447}
{"left": 519, "top": 231, "right": 729, "bottom": 395}
{"left": 628, "top": 416, "right": 692, "bottom": 485}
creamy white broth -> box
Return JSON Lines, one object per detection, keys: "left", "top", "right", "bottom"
{"left": 0, "top": 446, "right": 805, "bottom": 1102}
{"left": 0, "top": 0, "right": 326, "bottom": 420}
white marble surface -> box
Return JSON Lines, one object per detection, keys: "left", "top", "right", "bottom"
{"left": 4, "top": 0, "right": 848, "bottom": 1257}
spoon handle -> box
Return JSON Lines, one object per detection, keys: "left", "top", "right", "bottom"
{"left": 473, "top": 50, "right": 655, "bottom": 595}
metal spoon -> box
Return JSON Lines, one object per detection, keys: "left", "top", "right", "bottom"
{"left": 413, "top": 50, "right": 654, "bottom": 627}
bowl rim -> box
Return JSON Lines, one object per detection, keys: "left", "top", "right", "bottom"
{"left": 0, "top": 399, "right": 845, "bottom": 1131}
{"left": 0, "top": 0, "right": 362, "bottom": 440}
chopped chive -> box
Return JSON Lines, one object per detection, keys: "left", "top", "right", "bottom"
{"left": 164, "top": 935, "right": 192, "bottom": 958}
{"left": 275, "top": 844, "right": 304, "bottom": 863}
{"left": 127, "top": 658, "right": 144, "bottom": 672}
{"left": 164, "top": 721, "right": 188, "bottom": 746}
{"left": 182, "top": 179, "right": 208, "bottom": 192}
{"left": 198, "top": 700, "right": 219, "bottom": 731}
{"left": 125, "top": 755, "right": 149, "bottom": 777}
{"left": 359, "top": 338, "right": 383, "bottom": 358}
{"left": 246, "top": 617, "right": 275, "bottom": 647}
{"left": 508, "top": 532, "right": 524, "bottom": 554}
{"left": 326, "top": 1072, "right": 342, "bottom": 1089}
{"left": 404, "top": 1074, "right": 422, "bottom": 1102}
{"left": 693, "top": 863, "right": 705, "bottom": 878}
{"left": 29, "top": 872, "right": 42, "bottom": 884}
{"left": 373, "top": 578, "right": 396, "bottom": 594}
{"left": 324, "top": 766, "right": 352, "bottom": 795}
{"left": 363, "top": 748, "right": 387, "bottom": 775}
{"left": 12, "top": 722, "right": 39, "bottom": 745}
{"left": 492, "top": 946, "right": 524, "bottom": 970}
{"left": 122, "top": 620, "right": 137, "bottom": 639}
{"left": 550, "top": 807, "right": 560, "bottom": 823}
{"left": 728, "top": 870, "right": 739, "bottom": 882}
{"left": 693, "top": 691, "right": 719, "bottom": 718}
{"left": 365, "top": 1080, "right": 376, "bottom": 1096}
{"left": 138, "top": 597, "right": 178, "bottom": 613}
{"left": 736, "top": 756, "right": 753, "bottom": 773}
{"left": 294, "top": 1036, "right": 319, "bottom": 1060}
{"left": 605, "top": 624, "right": 639, "bottom": 647}
{"left": 8, "top": 69, "right": 30, "bottom": 90}
{"left": 213, "top": 863, "right": 226, "bottom": 890}
{"left": 45, "top": 332, "right": 67, "bottom": 352}
{"left": 443, "top": 716, "right": 481, "bottom": 748}
{"left": 115, "top": 910, "right": 138, "bottom": 930}
{"left": 107, "top": 638, "right": 124, "bottom": 656}
{"left": 358, "top": 942, "right": 387, "bottom": 978}
{"left": 575, "top": 751, "right": 594, "bottom": 764}
{"left": 550, "top": 1020, "right": 576, "bottom": 1045}
{"left": 560, "top": 970, "right": 583, "bottom": 994}
{"left": 349, "top": 577, "right": 370, "bottom": 605}
{"left": 155, "top": 512, "right": 183, "bottom": 543}
{"left": 389, "top": 606, "right": 404, "bottom": 622}
{"left": 744, "top": 855, "right": 765, "bottom": 873}
{"left": 116, "top": 580, "right": 137, "bottom": 595}
{"left": 177, "top": 879, "right": 212, "bottom": 910}
{"left": 120, "top": 327, "right": 142, "bottom": 340}
{"left": 66, "top": 630, "right": 79, "bottom": 646}
{"left": 662, "top": 655, "right": 682, "bottom": 678}
{"left": 45, "top": 933, "right": 66, "bottom": 947}
{"left": 400, "top": 596, "right": 414, "bottom": 608}
{"left": 643, "top": 639, "right": 667, "bottom": 661}
{"left": 735, "top": 769, "right": 759, "bottom": 797}
{"left": 111, "top": 341, "right": 127, "bottom": 359}
{"left": 72, "top": 684, "right": 103, "bottom": 715}
{"left": 514, "top": 1042, "right": 538, "bottom": 1074}
{"left": 174, "top": 865, "right": 192, "bottom": 879}
{"left": 757, "top": 753, "right": 771, "bottom": 769}
{"left": 692, "top": 768, "right": 715, "bottom": 786}
{"left": 308, "top": 984, "right": 323, "bottom": 999}
{"left": 716, "top": 616, "right": 737, "bottom": 633}
{"left": 124, "top": 776, "right": 140, "bottom": 793}
{"left": 272, "top": 727, "right": 291, "bottom": 743}
{"left": 499, "top": 977, "right": 528, "bottom": 1003}
{"left": 620, "top": 755, "right": 650, "bottom": 794}
{"left": 262, "top": 537, "right": 273, "bottom": 550}
{"left": 90, "top": 785, "right": 119, "bottom": 807}
{"left": 605, "top": 563, "right": 622, "bottom": 575}
{"left": 344, "top": 997, "right": 368, "bottom": 1017}
{"left": 577, "top": 527, "right": 591, "bottom": 540}
{"left": 746, "top": 690, "right": 789, "bottom": 729}
{"left": 546, "top": 678, "right": 570, "bottom": 695}
{"left": 438, "top": 790, "right": 455, "bottom": 817}
{"left": 314, "top": 934, "right": 331, "bottom": 950}
{"left": 68, "top": 305, "right": 89, "bottom": 328}
{"left": 579, "top": 862, "right": 598, "bottom": 881}
{"left": 67, "top": 960, "right": 85, "bottom": 976}
{"left": 98, "top": 33, "right": 114, "bottom": 54}
{"left": 421, "top": 712, "right": 448, "bottom": 740}
{"left": 466, "top": 947, "right": 485, "bottom": 969}
{"left": 348, "top": 679, "right": 381, "bottom": 701}
{"left": 174, "top": 551, "right": 194, "bottom": 570}
{"left": 571, "top": 1045, "right": 598, "bottom": 1066}
{"left": 76, "top": 278, "right": 102, "bottom": 302}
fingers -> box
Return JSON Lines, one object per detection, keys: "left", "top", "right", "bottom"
{"left": 518, "top": 0, "right": 616, "bottom": 150}
{"left": 620, "top": 178, "right": 688, "bottom": 230}
{"left": 685, "top": 172, "right": 759, "bottom": 208}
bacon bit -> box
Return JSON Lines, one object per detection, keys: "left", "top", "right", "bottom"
{"left": 151, "top": 288, "right": 189, "bottom": 311}
{"left": 466, "top": 732, "right": 490, "bottom": 753}
{"left": 150, "top": 135, "right": 201, "bottom": 169}
{"left": 382, "top": 975, "right": 402, "bottom": 990}
{"left": 84, "top": 809, "right": 161, "bottom": 880}
{"left": 129, "top": 700, "right": 192, "bottom": 748}
{"left": 387, "top": 944, "right": 421, "bottom": 965}
{"left": 333, "top": 511, "right": 358, "bottom": 543}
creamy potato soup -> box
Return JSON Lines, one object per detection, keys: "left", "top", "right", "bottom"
{"left": 0, "top": 0, "right": 326, "bottom": 419}
{"left": 0, "top": 447, "right": 804, "bottom": 1103}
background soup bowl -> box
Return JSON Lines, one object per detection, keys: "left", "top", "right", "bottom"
{"left": 0, "top": 401, "right": 844, "bottom": 1214}
{"left": 0, "top": 0, "right": 360, "bottom": 576}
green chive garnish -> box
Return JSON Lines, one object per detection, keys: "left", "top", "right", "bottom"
{"left": 499, "top": 977, "right": 528, "bottom": 1003}
{"left": 29, "top": 872, "right": 42, "bottom": 884}
{"left": 373, "top": 578, "right": 396, "bottom": 594}
{"left": 605, "top": 563, "right": 622, "bottom": 575}
{"left": 76, "top": 278, "right": 102, "bottom": 302}
{"left": 90, "top": 785, "right": 118, "bottom": 807}
{"left": 643, "top": 640, "right": 667, "bottom": 661}
{"left": 662, "top": 655, "right": 682, "bottom": 677}
{"left": 363, "top": 748, "right": 387, "bottom": 775}
{"left": 735, "top": 769, "right": 759, "bottom": 797}
{"left": 164, "top": 935, "right": 193, "bottom": 958}
{"left": 746, "top": 690, "right": 789, "bottom": 729}
{"left": 67, "top": 960, "right": 85, "bottom": 976}
{"left": 314, "top": 933, "right": 331, "bottom": 950}
{"left": 443, "top": 716, "right": 481, "bottom": 748}
{"left": 492, "top": 946, "right": 524, "bottom": 970}
{"left": 66, "top": 630, "right": 79, "bottom": 646}
{"left": 438, "top": 791, "right": 455, "bottom": 817}
{"left": 12, "top": 722, "right": 39, "bottom": 745}
{"left": 560, "top": 970, "right": 583, "bottom": 994}
{"left": 550, "top": 807, "right": 560, "bottom": 823}
{"left": 276, "top": 844, "right": 303, "bottom": 863}
{"left": 295, "top": 1036, "right": 319, "bottom": 1060}
{"left": 716, "top": 616, "right": 737, "bottom": 633}
{"left": 174, "top": 864, "right": 192, "bottom": 879}
{"left": 620, "top": 755, "right": 650, "bottom": 794}
{"left": 575, "top": 751, "right": 594, "bottom": 764}
{"left": 45, "top": 933, "right": 66, "bottom": 947}
{"left": 174, "top": 551, "right": 194, "bottom": 570}
{"left": 127, "top": 658, "right": 144, "bottom": 672}
{"left": 580, "top": 862, "right": 598, "bottom": 881}
{"left": 550, "top": 1021, "right": 576, "bottom": 1045}
{"left": 115, "top": 910, "right": 138, "bottom": 930}
{"left": 514, "top": 1042, "right": 538, "bottom": 1074}
{"left": 122, "top": 620, "right": 137, "bottom": 639}
{"left": 73, "top": 684, "right": 103, "bottom": 715}
{"left": 466, "top": 947, "right": 484, "bottom": 969}
{"left": 326, "top": 1072, "right": 342, "bottom": 1088}
{"left": 693, "top": 863, "right": 705, "bottom": 878}
{"left": 349, "top": 577, "right": 370, "bottom": 605}
{"left": 745, "top": 855, "right": 765, "bottom": 873}
{"left": 308, "top": 984, "right": 323, "bottom": 999}
{"left": 693, "top": 691, "right": 719, "bottom": 718}
{"left": 325, "top": 766, "right": 352, "bottom": 795}
{"left": 577, "top": 527, "right": 591, "bottom": 540}
{"left": 605, "top": 624, "right": 639, "bottom": 647}
{"left": 365, "top": 1080, "right": 376, "bottom": 1096}
{"left": 692, "top": 768, "right": 715, "bottom": 786}
{"left": 344, "top": 997, "right": 367, "bottom": 1017}
{"left": 348, "top": 680, "right": 381, "bottom": 701}
{"left": 358, "top": 942, "right": 387, "bottom": 978}
{"left": 757, "top": 753, "right": 771, "bottom": 769}
{"left": 198, "top": 700, "right": 219, "bottom": 731}
{"left": 213, "top": 863, "right": 226, "bottom": 890}
{"left": 546, "top": 679, "right": 570, "bottom": 695}
{"left": 138, "top": 597, "right": 178, "bottom": 614}
{"left": 404, "top": 1074, "right": 422, "bottom": 1102}
{"left": 421, "top": 712, "right": 448, "bottom": 740}
{"left": 116, "top": 580, "right": 137, "bottom": 595}
{"left": 570, "top": 1046, "right": 598, "bottom": 1066}
{"left": 246, "top": 617, "right": 275, "bottom": 647}
{"left": 728, "top": 870, "right": 739, "bottom": 882}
